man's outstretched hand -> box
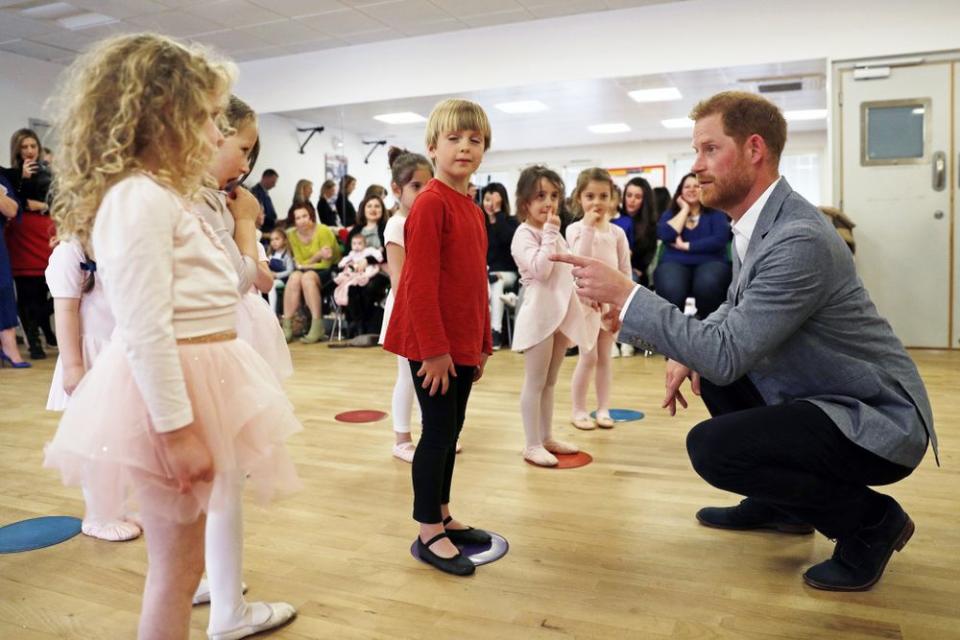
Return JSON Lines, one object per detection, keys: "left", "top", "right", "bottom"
{"left": 550, "top": 254, "right": 636, "bottom": 309}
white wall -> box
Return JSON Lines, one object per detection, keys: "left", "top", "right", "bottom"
{"left": 236, "top": 0, "right": 960, "bottom": 116}
{"left": 252, "top": 113, "right": 392, "bottom": 220}
{"left": 478, "top": 130, "right": 829, "bottom": 206}
{"left": 0, "top": 51, "right": 64, "bottom": 163}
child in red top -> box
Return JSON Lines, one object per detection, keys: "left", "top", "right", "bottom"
{"left": 384, "top": 99, "right": 493, "bottom": 577}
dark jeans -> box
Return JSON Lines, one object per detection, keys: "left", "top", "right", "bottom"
{"left": 654, "top": 260, "right": 731, "bottom": 318}
{"left": 686, "top": 376, "right": 913, "bottom": 538}
{"left": 14, "top": 275, "right": 54, "bottom": 350}
{"left": 408, "top": 361, "right": 475, "bottom": 523}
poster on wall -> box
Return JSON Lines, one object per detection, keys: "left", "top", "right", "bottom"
{"left": 325, "top": 154, "right": 348, "bottom": 183}
{"left": 606, "top": 165, "right": 667, "bottom": 189}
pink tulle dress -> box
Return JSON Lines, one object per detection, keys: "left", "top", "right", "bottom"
{"left": 44, "top": 175, "right": 302, "bottom": 524}
{"left": 45, "top": 240, "right": 115, "bottom": 410}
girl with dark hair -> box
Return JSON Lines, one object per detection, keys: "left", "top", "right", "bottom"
{"left": 621, "top": 176, "right": 658, "bottom": 286}
{"left": 653, "top": 172, "right": 732, "bottom": 318}
{"left": 481, "top": 182, "right": 518, "bottom": 348}
{"left": 343, "top": 194, "right": 390, "bottom": 336}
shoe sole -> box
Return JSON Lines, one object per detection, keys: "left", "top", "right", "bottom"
{"left": 696, "top": 513, "right": 815, "bottom": 535}
{"left": 802, "top": 517, "right": 915, "bottom": 592}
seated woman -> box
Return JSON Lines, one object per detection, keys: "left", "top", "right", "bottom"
{"left": 282, "top": 203, "right": 341, "bottom": 343}
{"left": 336, "top": 232, "right": 388, "bottom": 336}
{"left": 653, "top": 173, "right": 732, "bottom": 319}
{"left": 348, "top": 193, "right": 387, "bottom": 251}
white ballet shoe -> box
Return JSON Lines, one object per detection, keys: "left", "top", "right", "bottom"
{"left": 81, "top": 519, "right": 142, "bottom": 542}
{"left": 192, "top": 578, "right": 248, "bottom": 606}
{"left": 571, "top": 414, "right": 596, "bottom": 430}
{"left": 620, "top": 343, "right": 635, "bottom": 357}
{"left": 208, "top": 601, "right": 297, "bottom": 640}
{"left": 543, "top": 438, "right": 579, "bottom": 455}
{"left": 595, "top": 412, "right": 615, "bottom": 429}
{"left": 392, "top": 441, "right": 416, "bottom": 463}
{"left": 523, "top": 446, "right": 558, "bottom": 467}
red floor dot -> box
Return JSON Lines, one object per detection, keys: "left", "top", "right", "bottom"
{"left": 525, "top": 451, "right": 593, "bottom": 469}
{"left": 335, "top": 410, "right": 388, "bottom": 423}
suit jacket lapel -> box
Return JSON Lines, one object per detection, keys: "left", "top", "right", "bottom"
{"left": 734, "top": 177, "right": 793, "bottom": 302}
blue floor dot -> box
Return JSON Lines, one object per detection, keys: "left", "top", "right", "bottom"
{"left": 0, "top": 516, "right": 82, "bottom": 553}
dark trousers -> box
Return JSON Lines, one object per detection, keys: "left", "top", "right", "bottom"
{"left": 346, "top": 273, "right": 389, "bottom": 335}
{"left": 409, "top": 361, "right": 475, "bottom": 523}
{"left": 14, "top": 275, "right": 54, "bottom": 350}
{"left": 654, "top": 260, "right": 731, "bottom": 318}
{"left": 686, "top": 376, "right": 913, "bottom": 538}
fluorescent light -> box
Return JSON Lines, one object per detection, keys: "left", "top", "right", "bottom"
{"left": 784, "top": 109, "right": 827, "bottom": 121}
{"left": 373, "top": 112, "right": 426, "bottom": 124}
{"left": 628, "top": 87, "right": 682, "bottom": 103}
{"left": 661, "top": 117, "right": 694, "bottom": 129}
{"left": 587, "top": 123, "right": 631, "bottom": 134}
{"left": 59, "top": 12, "right": 117, "bottom": 30}
{"left": 495, "top": 100, "right": 548, "bottom": 114}
{"left": 912, "top": 107, "right": 925, "bottom": 115}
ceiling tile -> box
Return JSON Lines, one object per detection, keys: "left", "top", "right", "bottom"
{"left": 338, "top": 27, "right": 401, "bottom": 45}
{"left": 0, "top": 38, "right": 77, "bottom": 61}
{"left": 247, "top": 0, "right": 346, "bottom": 18}
{"left": 192, "top": 28, "right": 270, "bottom": 53}
{"left": 23, "top": 28, "right": 101, "bottom": 52}
{"left": 68, "top": 0, "right": 169, "bottom": 19}
{"left": 460, "top": 8, "right": 530, "bottom": 27}
{"left": 234, "top": 18, "right": 319, "bottom": 45}
{"left": 359, "top": 0, "right": 448, "bottom": 25}
{"left": 281, "top": 37, "right": 342, "bottom": 54}
{"left": 299, "top": 9, "right": 386, "bottom": 36}
{"left": 186, "top": 0, "right": 286, "bottom": 28}
{"left": 432, "top": 0, "right": 523, "bottom": 17}
{"left": 127, "top": 10, "right": 228, "bottom": 36}
{"left": 524, "top": 0, "right": 607, "bottom": 19}
{"left": 0, "top": 11, "right": 59, "bottom": 38}
{"left": 397, "top": 17, "right": 464, "bottom": 37}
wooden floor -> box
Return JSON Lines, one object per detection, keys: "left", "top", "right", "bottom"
{"left": 1, "top": 343, "right": 958, "bottom": 640}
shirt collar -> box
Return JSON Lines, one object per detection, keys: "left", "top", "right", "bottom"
{"left": 731, "top": 176, "right": 781, "bottom": 260}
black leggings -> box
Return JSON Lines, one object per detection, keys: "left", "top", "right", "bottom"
{"left": 14, "top": 275, "right": 54, "bottom": 349}
{"left": 408, "top": 361, "right": 475, "bottom": 523}
{"left": 685, "top": 376, "right": 913, "bottom": 538}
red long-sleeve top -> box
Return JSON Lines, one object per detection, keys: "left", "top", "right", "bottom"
{"left": 384, "top": 178, "right": 492, "bottom": 366}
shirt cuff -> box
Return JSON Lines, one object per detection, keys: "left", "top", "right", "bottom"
{"left": 619, "top": 284, "right": 642, "bottom": 321}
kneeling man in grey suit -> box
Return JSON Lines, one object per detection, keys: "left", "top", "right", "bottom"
{"left": 555, "top": 91, "right": 937, "bottom": 592}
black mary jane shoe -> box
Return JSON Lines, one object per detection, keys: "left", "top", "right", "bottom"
{"left": 443, "top": 516, "right": 492, "bottom": 546}
{"left": 417, "top": 532, "right": 475, "bottom": 576}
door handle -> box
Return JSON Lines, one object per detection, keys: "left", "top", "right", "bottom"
{"left": 932, "top": 151, "right": 946, "bottom": 191}
{"left": 934, "top": 210, "right": 944, "bottom": 219}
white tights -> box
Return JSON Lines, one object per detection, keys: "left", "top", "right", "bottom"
{"left": 571, "top": 329, "right": 616, "bottom": 416}
{"left": 392, "top": 355, "right": 415, "bottom": 434}
{"left": 520, "top": 333, "right": 569, "bottom": 447}
{"left": 204, "top": 471, "right": 271, "bottom": 635}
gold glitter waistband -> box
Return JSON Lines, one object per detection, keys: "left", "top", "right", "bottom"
{"left": 176, "top": 330, "right": 237, "bottom": 345}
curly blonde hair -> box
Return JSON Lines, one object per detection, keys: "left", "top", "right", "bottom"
{"left": 50, "top": 33, "right": 235, "bottom": 248}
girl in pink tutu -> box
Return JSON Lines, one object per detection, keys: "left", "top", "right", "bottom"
{"left": 379, "top": 147, "right": 433, "bottom": 462}
{"left": 565, "top": 168, "right": 630, "bottom": 431}
{"left": 43, "top": 33, "right": 301, "bottom": 640}
{"left": 45, "top": 239, "right": 141, "bottom": 541}
{"left": 510, "top": 165, "right": 595, "bottom": 466}
{"left": 188, "top": 95, "right": 297, "bottom": 638}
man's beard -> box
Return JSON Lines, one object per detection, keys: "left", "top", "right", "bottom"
{"left": 699, "top": 157, "right": 753, "bottom": 212}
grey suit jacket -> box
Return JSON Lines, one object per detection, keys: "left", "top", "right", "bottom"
{"left": 620, "top": 178, "right": 937, "bottom": 468}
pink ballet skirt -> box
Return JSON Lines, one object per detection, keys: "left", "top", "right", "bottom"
{"left": 43, "top": 337, "right": 303, "bottom": 524}
{"left": 235, "top": 292, "right": 293, "bottom": 382}
{"left": 46, "top": 334, "right": 109, "bottom": 411}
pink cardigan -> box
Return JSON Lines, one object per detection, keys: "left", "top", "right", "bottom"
{"left": 510, "top": 222, "right": 595, "bottom": 352}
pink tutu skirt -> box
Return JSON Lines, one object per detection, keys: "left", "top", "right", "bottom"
{"left": 236, "top": 292, "right": 293, "bottom": 382}
{"left": 44, "top": 338, "right": 302, "bottom": 524}
{"left": 46, "top": 334, "right": 110, "bottom": 411}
